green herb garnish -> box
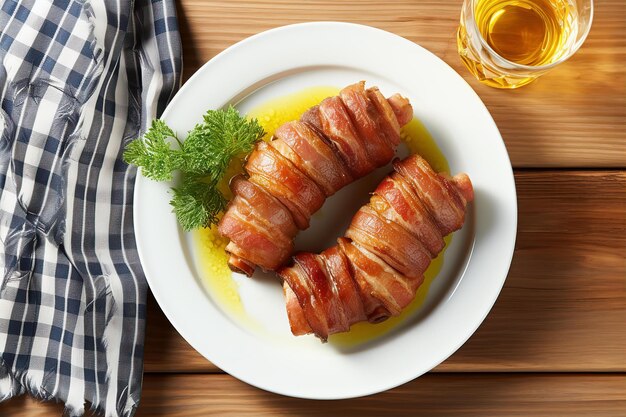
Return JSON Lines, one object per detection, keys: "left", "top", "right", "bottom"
{"left": 124, "top": 106, "right": 265, "bottom": 231}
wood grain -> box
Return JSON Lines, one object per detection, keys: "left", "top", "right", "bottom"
{"left": 142, "top": 171, "right": 626, "bottom": 373}
{"left": 2, "top": 374, "right": 625, "bottom": 416}
{"left": 175, "top": 0, "right": 626, "bottom": 168}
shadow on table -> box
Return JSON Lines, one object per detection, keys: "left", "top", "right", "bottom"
{"left": 175, "top": 2, "right": 203, "bottom": 82}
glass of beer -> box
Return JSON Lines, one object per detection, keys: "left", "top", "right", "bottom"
{"left": 457, "top": 0, "right": 593, "bottom": 88}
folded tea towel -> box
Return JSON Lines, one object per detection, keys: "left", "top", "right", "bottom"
{"left": 0, "top": 1, "right": 181, "bottom": 415}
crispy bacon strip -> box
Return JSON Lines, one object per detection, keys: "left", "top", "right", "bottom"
{"left": 393, "top": 156, "right": 469, "bottom": 236}
{"left": 345, "top": 205, "right": 432, "bottom": 279}
{"left": 246, "top": 141, "right": 326, "bottom": 229}
{"left": 370, "top": 175, "right": 444, "bottom": 256}
{"left": 340, "top": 82, "right": 395, "bottom": 167}
{"left": 271, "top": 121, "right": 352, "bottom": 196}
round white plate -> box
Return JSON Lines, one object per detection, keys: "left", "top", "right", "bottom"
{"left": 134, "top": 22, "right": 517, "bottom": 399}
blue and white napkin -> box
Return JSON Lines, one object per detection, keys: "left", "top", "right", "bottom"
{"left": 0, "top": 1, "right": 181, "bottom": 415}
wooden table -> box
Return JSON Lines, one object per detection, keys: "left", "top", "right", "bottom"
{"left": 2, "top": 1, "right": 625, "bottom": 416}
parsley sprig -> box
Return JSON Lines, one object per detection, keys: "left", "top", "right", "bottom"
{"left": 124, "top": 106, "right": 265, "bottom": 231}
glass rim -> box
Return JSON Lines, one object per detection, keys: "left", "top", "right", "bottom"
{"left": 468, "top": 0, "right": 594, "bottom": 71}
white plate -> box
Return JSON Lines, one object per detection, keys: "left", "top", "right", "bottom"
{"left": 134, "top": 22, "right": 517, "bottom": 399}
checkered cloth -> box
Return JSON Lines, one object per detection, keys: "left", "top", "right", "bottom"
{"left": 0, "top": 1, "right": 181, "bottom": 416}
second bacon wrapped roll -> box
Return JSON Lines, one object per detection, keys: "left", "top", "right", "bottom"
{"left": 279, "top": 154, "right": 474, "bottom": 341}
{"left": 218, "top": 82, "right": 413, "bottom": 275}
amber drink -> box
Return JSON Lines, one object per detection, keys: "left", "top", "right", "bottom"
{"left": 457, "top": 0, "right": 593, "bottom": 88}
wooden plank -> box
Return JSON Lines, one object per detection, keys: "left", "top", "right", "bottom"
{"left": 143, "top": 171, "right": 626, "bottom": 373}
{"left": 143, "top": 295, "right": 217, "bottom": 373}
{"left": 175, "top": 0, "right": 626, "bottom": 168}
{"left": 442, "top": 171, "right": 626, "bottom": 371}
{"left": 2, "top": 374, "right": 625, "bottom": 416}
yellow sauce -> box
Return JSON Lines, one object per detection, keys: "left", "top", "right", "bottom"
{"left": 246, "top": 86, "right": 342, "bottom": 141}
{"left": 194, "top": 85, "right": 451, "bottom": 346}
{"left": 401, "top": 118, "right": 450, "bottom": 174}
{"left": 192, "top": 224, "right": 247, "bottom": 320}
